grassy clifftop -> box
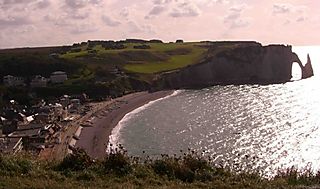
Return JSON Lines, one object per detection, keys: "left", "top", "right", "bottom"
{"left": 60, "top": 42, "right": 209, "bottom": 74}
{"left": 0, "top": 148, "right": 319, "bottom": 189}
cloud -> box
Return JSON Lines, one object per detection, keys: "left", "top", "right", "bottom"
{"left": 296, "top": 16, "right": 306, "bottom": 22}
{"left": 213, "top": 0, "right": 229, "bottom": 4}
{"left": 0, "top": 16, "right": 31, "bottom": 28}
{"left": 65, "top": 0, "right": 87, "bottom": 9}
{"left": 145, "top": 5, "right": 166, "bottom": 19}
{"left": 64, "top": 0, "right": 101, "bottom": 9}
{"left": 224, "top": 4, "right": 250, "bottom": 29}
{"left": 230, "top": 19, "right": 250, "bottom": 29}
{"left": 127, "top": 21, "right": 155, "bottom": 34}
{"left": 272, "top": 3, "right": 308, "bottom": 25}
{"left": 127, "top": 21, "right": 141, "bottom": 33}
{"left": 224, "top": 10, "right": 241, "bottom": 21}
{"left": 153, "top": 0, "right": 171, "bottom": 5}
{"left": 169, "top": 2, "right": 200, "bottom": 17}
{"left": 102, "top": 15, "right": 121, "bottom": 27}
{"left": 149, "top": 6, "right": 166, "bottom": 16}
{"left": 71, "top": 12, "right": 90, "bottom": 20}
{"left": 0, "top": 0, "right": 36, "bottom": 11}
{"left": 44, "top": 14, "right": 71, "bottom": 26}
{"left": 70, "top": 23, "right": 98, "bottom": 34}
{"left": 146, "top": 0, "right": 200, "bottom": 19}
{"left": 1, "top": 0, "right": 34, "bottom": 5}
{"left": 35, "top": 0, "right": 50, "bottom": 9}
{"left": 120, "top": 7, "right": 130, "bottom": 18}
{"left": 89, "top": 0, "right": 102, "bottom": 4}
{"left": 273, "top": 4, "right": 291, "bottom": 14}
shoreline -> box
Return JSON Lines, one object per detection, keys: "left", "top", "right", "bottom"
{"left": 75, "top": 90, "right": 174, "bottom": 159}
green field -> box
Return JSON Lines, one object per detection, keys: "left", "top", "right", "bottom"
{"left": 60, "top": 42, "right": 209, "bottom": 74}
{"left": 124, "top": 45, "right": 206, "bottom": 74}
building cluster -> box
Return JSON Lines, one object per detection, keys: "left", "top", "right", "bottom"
{"left": 0, "top": 94, "right": 88, "bottom": 155}
{"left": 3, "top": 71, "right": 68, "bottom": 87}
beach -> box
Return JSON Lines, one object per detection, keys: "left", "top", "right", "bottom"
{"left": 75, "top": 90, "right": 173, "bottom": 159}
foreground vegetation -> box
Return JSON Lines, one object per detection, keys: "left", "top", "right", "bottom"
{"left": 1, "top": 148, "right": 320, "bottom": 189}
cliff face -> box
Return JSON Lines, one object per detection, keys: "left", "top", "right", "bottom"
{"left": 155, "top": 44, "right": 313, "bottom": 89}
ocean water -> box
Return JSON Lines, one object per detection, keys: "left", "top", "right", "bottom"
{"left": 110, "top": 46, "right": 320, "bottom": 176}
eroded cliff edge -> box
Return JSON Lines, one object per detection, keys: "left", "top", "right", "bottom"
{"left": 154, "top": 42, "right": 314, "bottom": 89}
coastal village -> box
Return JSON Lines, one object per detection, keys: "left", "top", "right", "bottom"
{"left": 0, "top": 68, "right": 157, "bottom": 160}
{"left": 0, "top": 39, "right": 188, "bottom": 159}
{"left": 0, "top": 67, "right": 173, "bottom": 161}
{"left": 0, "top": 71, "right": 96, "bottom": 158}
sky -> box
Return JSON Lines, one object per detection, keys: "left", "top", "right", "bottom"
{"left": 0, "top": 0, "right": 319, "bottom": 48}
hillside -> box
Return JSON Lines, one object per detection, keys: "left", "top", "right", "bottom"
{"left": 0, "top": 40, "right": 212, "bottom": 104}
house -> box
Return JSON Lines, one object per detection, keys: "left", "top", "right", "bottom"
{"left": 70, "top": 99, "right": 80, "bottom": 106}
{"left": 34, "top": 106, "right": 55, "bottom": 123}
{"left": 51, "top": 103, "right": 68, "bottom": 121}
{"left": 50, "top": 71, "right": 67, "bottom": 84}
{"left": 8, "top": 111, "right": 29, "bottom": 125}
{"left": 2, "top": 122, "right": 18, "bottom": 135}
{"left": 10, "top": 123, "right": 55, "bottom": 148}
{"left": 0, "top": 116, "right": 9, "bottom": 127}
{"left": 60, "top": 95, "right": 71, "bottom": 107}
{"left": 3, "top": 75, "right": 25, "bottom": 87}
{"left": 69, "top": 99, "right": 81, "bottom": 113}
{"left": 34, "top": 112, "right": 54, "bottom": 123}
{"left": 1, "top": 110, "right": 31, "bottom": 135}
{"left": 0, "top": 137, "right": 23, "bottom": 154}
{"left": 11, "top": 124, "right": 43, "bottom": 137}
{"left": 30, "top": 75, "right": 47, "bottom": 88}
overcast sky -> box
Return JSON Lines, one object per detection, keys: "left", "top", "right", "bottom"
{"left": 0, "top": 0, "right": 319, "bottom": 48}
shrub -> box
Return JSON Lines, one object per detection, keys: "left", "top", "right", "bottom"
{"left": 152, "top": 155, "right": 195, "bottom": 182}
{"left": 0, "top": 155, "right": 34, "bottom": 175}
{"left": 76, "top": 170, "right": 96, "bottom": 181}
{"left": 58, "top": 148, "right": 93, "bottom": 171}
{"left": 275, "top": 165, "right": 320, "bottom": 186}
{"left": 183, "top": 153, "right": 211, "bottom": 172}
{"left": 151, "top": 151, "right": 216, "bottom": 182}
{"left": 152, "top": 157, "right": 177, "bottom": 178}
{"left": 103, "top": 146, "right": 132, "bottom": 176}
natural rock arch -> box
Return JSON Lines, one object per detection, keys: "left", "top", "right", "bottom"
{"left": 291, "top": 53, "right": 314, "bottom": 79}
{"left": 291, "top": 62, "right": 302, "bottom": 80}
{"left": 155, "top": 44, "right": 315, "bottom": 90}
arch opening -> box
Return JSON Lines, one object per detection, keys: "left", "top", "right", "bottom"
{"left": 291, "top": 62, "right": 302, "bottom": 81}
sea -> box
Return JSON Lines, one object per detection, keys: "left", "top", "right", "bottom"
{"left": 109, "top": 46, "right": 320, "bottom": 177}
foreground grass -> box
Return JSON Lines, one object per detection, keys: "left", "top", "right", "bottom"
{"left": 1, "top": 149, "right": 320, "bottom": 189}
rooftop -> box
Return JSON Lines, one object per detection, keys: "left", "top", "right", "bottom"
{"left": 51, "top": 71, "right": 66, "bottom": 75}
{"left": 10, "top": 128, "right": 42, "bottom": 137}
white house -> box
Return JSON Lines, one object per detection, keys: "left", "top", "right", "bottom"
{"left": 50, "top": 71, "right": 67, "bottom": 84}
{"left": 30, "top": 75, "right": 48, "bottom": 88}
{"left": 3, "top": 75, "right": 25, "bottom": 87}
